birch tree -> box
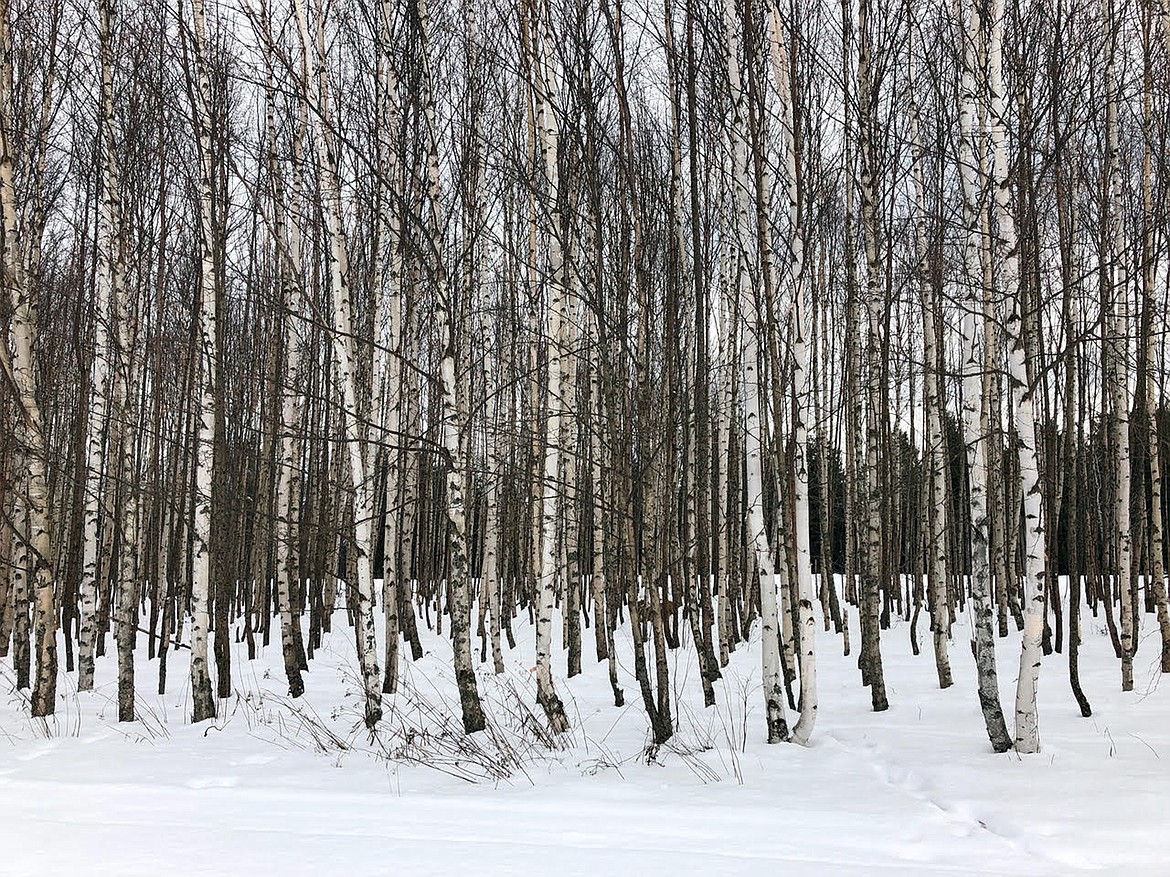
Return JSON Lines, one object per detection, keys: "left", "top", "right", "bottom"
{"left": 855, "top": 0, "right": 888, "bottom": 712}
{"left": 77, "top": 0, "right": 121, "bottom": 694}
{"left": 724, "top": 0, "right": 787, "bottom": 743}
{"left": 907, "top": 12, "right": 951, "bottom": 692}
{"left": 413, "top": 0, "right": 485, "bottom": 733}
{"left": 0, "top": 0, "right": 56, "bottom": 718}
{"left": 766, "top": 0, "right": 816, "bottom": 745}
{"left": 985, "top": 0, "right": 1046, "bottom": 753}
{"left": 1104, "top": 0, "right": 1134, "bottom": 692}
{"left": 957, "top": 0, "right": 1011, "bottom": 753}
{"left": 187, "top": 0, "right": 221, "bottom": 723}
{"left": 525, "top": 0, "right": 570, "bottom": 733}
{"left": 291, "top": 0, "right": 383, "bottom": 727}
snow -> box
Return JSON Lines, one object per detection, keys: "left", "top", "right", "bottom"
{"left": 1, "top": 585, "right": 1169, "bottom": 875}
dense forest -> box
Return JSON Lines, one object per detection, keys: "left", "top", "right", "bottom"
{"left": 1, "top": 0, "right": 1168, "bottom": 756}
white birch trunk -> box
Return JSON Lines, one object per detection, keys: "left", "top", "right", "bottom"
{"left": 1105, "top": 7, "right": 1134, "bottom": 691}
{"left": 188, "top": 0, "right": 217, "bottom": 723}
{"left": 373, "top": 1, "right": 405, "bottom": 693}
{"left": 77, "top": 0, "right": 119, "bottom": 692}
{"left": 766, "top": 3, "right": 816, "bottom": 745}
{"left": 724, "top": 0, "right": 787, "bottom": 743}
{"left": 292, "top": 0, "right": 382, "bottom": 726}
{"left": 907, "top": 17, "right": 952, "bottom": 692}
{"left": 0, "top": 0, "right": 55, "bottom": 716}
{"left": 716, "top": 214, "right": 737, "bottom": 666}
{"left": 987, "top": 0, "right": 1045, "bottom": 753}
{"left": 265, "top": 12, "right": 306, "bottom": 697}
{"left": 956, "top": 0, "right": 1011, "bottom": 752}
{"left": 856, "top": 0, "right": 887, "bottom": 711}
{"left": 101, "top": 0, "right": 137, "bottom": 722}
{"left": 1144, "top": 9, "right": 1170, "bottom": 669}
{"left": 530, "top": 1, "right": 569, "bottom": 730}
{"left": 416, "top": 0, "right": 485, "bottom": 732}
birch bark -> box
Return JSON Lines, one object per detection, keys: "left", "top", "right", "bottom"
{"left": 766, "top": 3, "right": 817, "bottom": 744}
{"left": 98, "top": 0, "right": 137, "bottom": 722}
{"left": 724, "top": 0, "right": 787, "bottom": 742}
{"left": 1143, "top": 5, "right": 1169, "bottom": 670}
{"left": 986, "top": 0, "right": 1046, "bottom": 752}
{"left": 78, "top": 0, "right": 120, "bottom": 693}
{"left": 529, "top": 0, "right": 569, "bottom": 731}
{"left": 415, "top": 0, "right": 485, "bottom": 732}
{"left": 907, "top": 15, "right": 952, "bottom": 691}
{"left": 188, "top": 0, "right": 217, "bottom": 723}
{"left": 1105, "top": 2, "right": 1134, "bottom": 691}
{"left": 292, "top": 0, "right": 382, "bottom": 726}
{"left": 856, "top": 0, "right": 887, "bottom": 711}
{"left": 374, "top": 0, "right": 404, "bottom": 693}
{"left": 957, "top": 0, "right": 1011, "bottom": 752}
{"left": 0, "top": 3, "right": 55, "bottom": 715}
{"left": 263, "top": 7, "right": 307, "bottom": 696}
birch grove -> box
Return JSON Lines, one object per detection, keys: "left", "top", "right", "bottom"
{"left": 0, "top": 0, "right": 1168, "bottom": 756}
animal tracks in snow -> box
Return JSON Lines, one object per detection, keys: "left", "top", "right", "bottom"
{"left": 822, "top": 730, "right": 1093, "bottom": 870}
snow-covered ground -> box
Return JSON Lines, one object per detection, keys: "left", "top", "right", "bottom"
{"left": 1, "top": 588, "right": 1168, "bottom": 875}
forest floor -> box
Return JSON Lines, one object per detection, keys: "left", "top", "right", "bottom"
{"left": 1, "top": 586, "right": 1168, "bottom": 875}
